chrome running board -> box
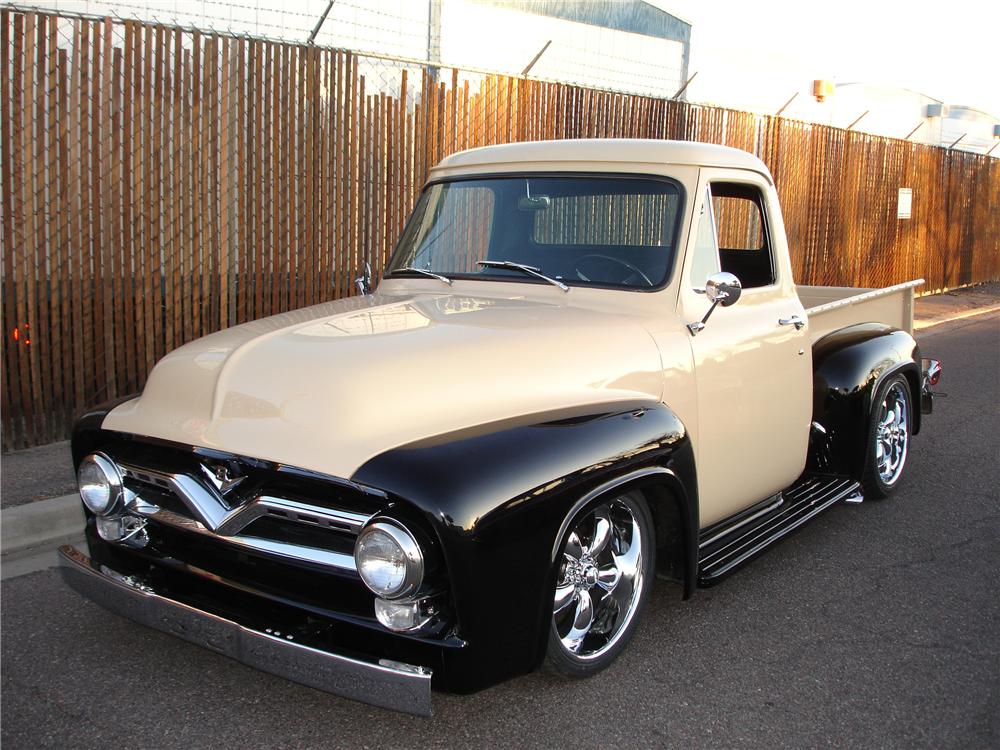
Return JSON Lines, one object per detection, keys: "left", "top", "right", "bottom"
{"left": 697, "top": 474, "right": 860, "bottom": 586}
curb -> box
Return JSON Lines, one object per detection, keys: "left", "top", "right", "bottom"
{"left": 914, "top": 307, "right": 1000, "bottom": 340}
{"left": 913, "top": 303, "right": 1000, "bottom": 331}
{"left": 1, "top": 493, "right": 84, "bottom": 557}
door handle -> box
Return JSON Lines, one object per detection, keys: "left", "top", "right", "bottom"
{"left": 779, "top": 315, "right": 806, "bottom": 330}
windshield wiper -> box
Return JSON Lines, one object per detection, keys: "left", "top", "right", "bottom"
{"left": 390, "top": 267, "right": 452, "bottom": 285}
{"left": 477, "top": 261, "right": 569, "bottom": 292}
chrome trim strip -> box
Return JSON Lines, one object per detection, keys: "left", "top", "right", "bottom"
{"left": 119, "top": 464, "right": 173, "bottom": 492}
{"left": 232, "top": 535, "right": 357, "bottom": 570}
{"left": 698, "top": 494, "right": 785, "bottom": 550}
{"left": 132, "top": 505, "right": 359, "bottom": 572}
{"left": 58, "top": 545, "right": 433, "bottom": 716}
{"left": 260, "top": 496, "right": 371, "bottom": 532}
{"left": 216, "top": 496, "right": 372, "bottom": 536}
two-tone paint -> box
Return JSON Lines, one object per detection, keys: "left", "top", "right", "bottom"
{"left": 62, "top": 139, "right": 936, "bottom": 707}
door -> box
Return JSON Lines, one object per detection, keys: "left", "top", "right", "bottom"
{"left": 680, "top": 171, "right": 812, "bottom": 527}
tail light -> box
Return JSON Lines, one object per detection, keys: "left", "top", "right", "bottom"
{"left": 922, "top": 358, "right": 942, "bottom": 386}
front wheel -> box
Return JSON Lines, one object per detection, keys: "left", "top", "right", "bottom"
{"left": 544, "top": 490, "right": 654, "bottom": 678}
{"left": 862, "top": 374, "right": 912, "bottom": 499}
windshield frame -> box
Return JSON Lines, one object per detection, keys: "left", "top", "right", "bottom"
{"left": 384, "top": 171, "right": 688, "bottom": 294}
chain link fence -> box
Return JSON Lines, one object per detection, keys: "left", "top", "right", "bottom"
{"left": 2, "top": 6, "right": 999, "bottom": 449}
{"left": 38, "top": 1, "right": 689, "bottom": 98}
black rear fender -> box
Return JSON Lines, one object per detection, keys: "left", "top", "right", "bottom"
{"left": 812, "top": 323, "right": 922, "bottom": 478}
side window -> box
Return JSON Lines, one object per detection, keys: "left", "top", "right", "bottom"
{"left": 688, "top": 187, "right": 720, "bottom": 288}
{"left": 709, "top": 182, "right": 774, "bottom": 288}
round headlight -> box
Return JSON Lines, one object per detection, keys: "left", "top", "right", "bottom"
{"left": 77, "top": 452, "right": 124, "bottom": 516}
{"left": 354, "top": 521, "right": 424, "bottom": 599}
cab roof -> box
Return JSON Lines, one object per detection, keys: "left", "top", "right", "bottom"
{"left": 432, "top": 138, "right": 773, "bottom": 183}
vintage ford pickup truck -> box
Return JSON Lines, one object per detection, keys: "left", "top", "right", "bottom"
{"left": 62, "top": 140, "right": 941, "bottom": 715}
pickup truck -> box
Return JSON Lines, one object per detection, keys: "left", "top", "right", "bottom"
{"left": 61, "top": 139, "right": 941, "bottom": 716}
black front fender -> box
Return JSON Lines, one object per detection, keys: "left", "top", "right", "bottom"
{"left": 71, "top": 395, "right": 140, "bottom": 469}
{"left": 352, "top": 400, "right": 697, "bottom": 693}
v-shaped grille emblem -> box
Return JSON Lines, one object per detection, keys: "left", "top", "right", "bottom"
{"left": 200, "top": 463, "right": 246, "bottom": 498}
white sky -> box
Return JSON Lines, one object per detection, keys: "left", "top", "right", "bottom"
{"left": 652, "top": 0, "right": 999, "bottom": 118}
{"left": 49, "top": 0, "right": 999, "bottom": 121}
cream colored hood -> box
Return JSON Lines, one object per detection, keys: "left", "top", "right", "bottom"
{"left": 104, "top": 292, "right": 664, "bottom": 478}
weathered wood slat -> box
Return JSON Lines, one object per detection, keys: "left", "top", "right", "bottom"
{"left": 108, "top": 42, "right": 123, "bottom": 399}
{"left": 24, "top": 14, "right": 43, "bottom": 439}
{"left": 168, "top": 28, "right": 183, "bottom": 355}
{"left": 0, "top": 13, "right": 26, "bottom": 439}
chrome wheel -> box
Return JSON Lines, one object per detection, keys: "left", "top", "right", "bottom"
{"left": 875, "top": 381, "right": 909, "bottom": 486}
{"left": 552, "top": 496, "right": 645, "bottom": 660}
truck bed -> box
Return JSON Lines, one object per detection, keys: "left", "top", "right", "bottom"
{"left": 799, "top": 280, "right": 924, "bottom": 345}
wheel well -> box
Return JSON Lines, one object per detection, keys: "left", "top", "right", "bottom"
{"left": 902, "top": 366, "right": 922, "bottom": 435}
{"left": 642, "top": 483, "right": 692, "bottom": 599}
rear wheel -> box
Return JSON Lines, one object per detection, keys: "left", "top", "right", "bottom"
{"left": 862, "top": 374, "right": 912, "bottom": 499}
{"left": 544, "top": 490, "right": 654, "bottom": 678}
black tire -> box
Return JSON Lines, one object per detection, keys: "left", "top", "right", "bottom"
{"left": 861, "top": 374, "right": 913, "bottom": 499}
{"left": 544, "top": 490, "right": 655, "bottom": 678}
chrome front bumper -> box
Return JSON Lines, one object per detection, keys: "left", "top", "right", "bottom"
{"left": 57, "top": 545, "right": 433, "bottom": 716}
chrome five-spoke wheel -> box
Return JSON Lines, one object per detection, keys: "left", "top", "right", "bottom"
{"left": 863, "top": 374, "right": 912, "bottom": 498}
{"left": 546, "top": 491, "right": 653, "bottom": 676}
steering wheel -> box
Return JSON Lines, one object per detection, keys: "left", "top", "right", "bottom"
{"left": 573, "top": 254, "right": 655, "bottom": 287}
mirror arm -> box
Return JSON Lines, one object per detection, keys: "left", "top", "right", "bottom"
{"left": 354, "top": 261, "right": 373, "bottom": 296}
{"left": 687, "top": 298, "right": 721, "bottom": 336}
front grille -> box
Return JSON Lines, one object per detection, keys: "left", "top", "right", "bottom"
{"left": 101, "top": 439, "right": 385, "bottom": 574}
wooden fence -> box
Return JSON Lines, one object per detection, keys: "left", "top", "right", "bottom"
{"left": 2, "top": 8, "right": 999, "bottom": 449}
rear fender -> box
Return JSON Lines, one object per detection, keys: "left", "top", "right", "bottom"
{"left": 811, "top": 324, "right": 921, "bottom": 478}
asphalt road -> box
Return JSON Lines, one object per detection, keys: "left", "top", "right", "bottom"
{"left": 3, "top": 314, "right": 998, "bottom": 749}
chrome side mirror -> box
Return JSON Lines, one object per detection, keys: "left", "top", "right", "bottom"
{"left": 705, "top": 272, "right": 742, "bottom": 307}
{"left": 355, "top": 261, "right": 373, "bottom": 296}
{"left": 688, "top": 272, "right": 742, "bottom": 335}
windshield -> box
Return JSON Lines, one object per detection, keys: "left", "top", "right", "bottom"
{"left": 385, "top": 175, "right": 683, "bottom": 290}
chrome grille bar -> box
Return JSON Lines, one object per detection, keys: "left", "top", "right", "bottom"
{"left": 259, "top": 496, "right": 370, "bottom": 533}
{"left": 132, "top": 505, "right": 358, "bottom": 571}
{"left": 117, "top": 461, "right": 374, "bottom": 573}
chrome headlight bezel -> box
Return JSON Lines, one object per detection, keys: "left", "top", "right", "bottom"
{"left": 77, "top": 452, "right": 124, "bottom": 517}
{"left": 354, "top": 520, "right": 424, "bottom": 600}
